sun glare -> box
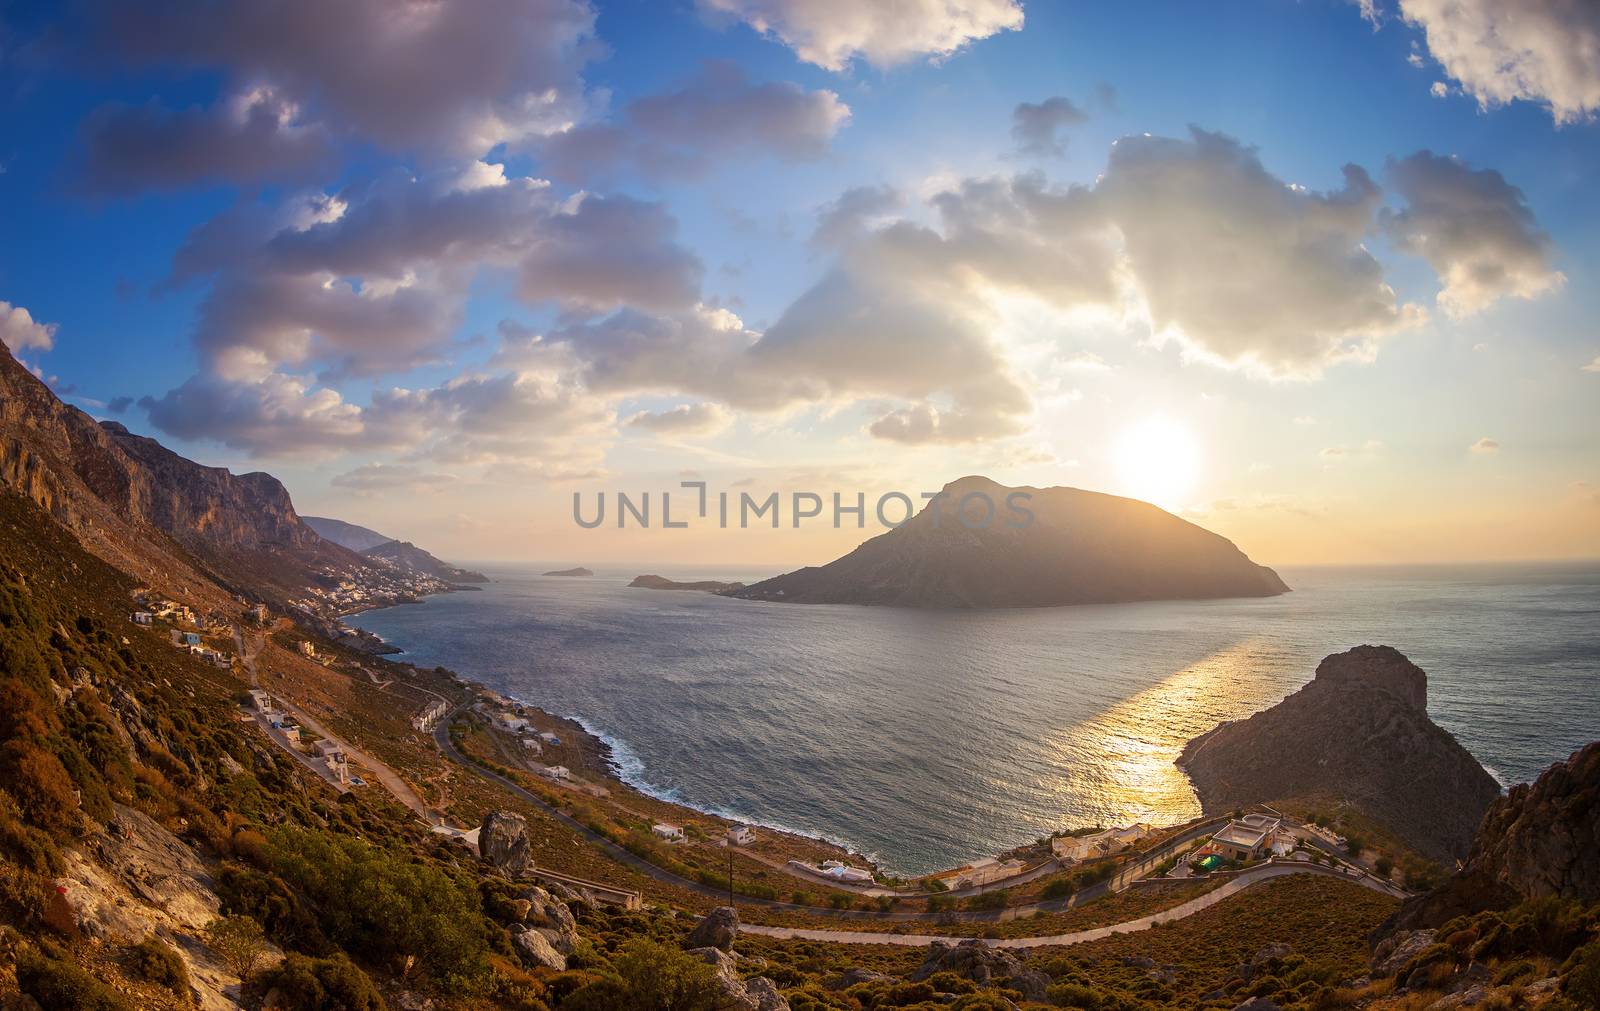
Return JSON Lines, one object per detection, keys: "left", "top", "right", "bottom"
{"left": 1114, "top": 417, "right": 1202, "bottom": 511}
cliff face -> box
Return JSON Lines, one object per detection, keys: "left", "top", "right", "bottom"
{"left": 0, "top": 339, "right": 364, "bottom": 601}
{"left": 729, "top": 475, "right": 1288, "bottom": 608}
{"left": 1178, "top": 645, "right": 1502, "bottom": 862}
{"left": 1382, "top": 740, "right": 1600, "bottom": 932}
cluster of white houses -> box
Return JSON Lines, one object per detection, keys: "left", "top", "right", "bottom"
{"left": 1051, "top": 823, "right": 1155, "bottom": 864}
{"left": 248, "top": 690, "right": 351, "bottom": 785}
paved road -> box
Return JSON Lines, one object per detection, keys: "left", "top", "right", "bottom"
{"left": 742, "top": 862, "right": 1400, "bottom": 948}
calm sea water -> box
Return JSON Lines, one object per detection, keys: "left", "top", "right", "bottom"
{"left": 351, "top": 563, "right": 1600, "bottom": 875}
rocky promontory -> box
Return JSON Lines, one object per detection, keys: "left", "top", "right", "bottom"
{"left": 1178, "top": 645, "right": 1502, "bottom": 862}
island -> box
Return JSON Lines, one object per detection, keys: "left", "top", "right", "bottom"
{"left": 542, "top": 567, "right": 594, "bottom": 577}
{"left": 628, "top": 574, "right": 746, "bottom": 593}
{"left": 728, "top": 474, "right": 1289, "bottom": 608}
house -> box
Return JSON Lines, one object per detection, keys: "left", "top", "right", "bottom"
{"left": 520, "top": 738, "right": 543, "bottom": 754}
{"left": 537, "top": 765, "right": 570, "bottom": 781}
{"left": 948, "top": 856, "right": 1027, "bottom": 890}
{"left": 495, "top": 713, "right": 530, "bottom": 734}
{"left": 277, "top": 722, "right": 301, "bottom": 746}
{"left": 820, "top": 860, "right": 873, "bottom": 884}
{"left": 411, "top": 700, "right": 448, "bottom": 732}
{"left": 1051, "top": 823, "right": 1153, "bottom": 863}
{"left": 539, "top": 732, "right": 561, "bottom": 747}
{"left": 183, "top": 632, "right": 202, "bottom": 646}
{"left": 314, "top": 740, "right": 346, "bottom": 766}
{"left": 248, "top": 690, "right": 275, "bottom": 713}
{"left": 652, "top": 823, "right": 684, "bottom": 842}
{"left": 131, "top": 611, "right": 153, "bottom": 625}
{"left": 727, "top": 825, "right": 756, "bottom": 847}
{"left": 248, "top": 603, "right": 270, "bottom": 623}
{"left": 1209, "top": 814, "right": 1283, "bottom": 861}
{"left": 297, "top": 641, "right": 316, "bottom": 658}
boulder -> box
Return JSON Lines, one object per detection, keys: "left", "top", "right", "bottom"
{"left": 687, "top": 947, "right": 789, "bottom": 1011}
{"left": 685, "top": 905, "right": 739, "bottom": 951}
{"left": 517, "top": 885, "right": 578, "bottom": 953}
{"left": 479, "top": 811, "right": 537, "bottom": 879}
{"left": 1233, "top": 943, "right": 1293, "bottom": 983}
{"left": 744, "top": 976, "right": 791, "bottom": 1010}
{"left": 511, "top": 925, "right": 566, "bottom": 971}
{"left": 911, "top": 939, "right": 1050, "bottom": 1003}
{"left": 1370, "top": 929, "right": 1437, "bottom": 978}
{"left": 824, "top": 967, "right": 895, "bottom": 991}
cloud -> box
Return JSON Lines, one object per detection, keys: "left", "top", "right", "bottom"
{"left": 698, "top": 0, "right": 1023, "bottom": 70}
{"left": 0, "top": 300, "right": 57, "bottom": 351}
{"left": 78, "top": 88, "right": 335, "bottom": 194}
{"left": 1011, "top": 96, "right": 1089, "bottom": 159}
{"left": 93, "top": 0, "right": 597, "bottom": 158}
{"left": 107, "top": 396, "right": 133, "bottom": 414}
{"left": 1320, "top": 439, "right": 1385, "bottom": 462}
{"left": 1399, "top": 0, "right": 1600, "bottom": 124}
{"left": 1584, "top": 355, "right": 1600, "bottom": 373}
{"left": 1469, "top": 437, "right": 1500, "bottom": 454}
{"left": 331, "top": 463, "right": 456, "bottom": 495}
{"left": 1096, "top": 127, "right": 1422, "bottom": 377}
{"left": 139, "top": 371, "right": 366, "bottom": 455}
{"left": 1382, "top": 151, "right": 1564, "bottom": 316}
{"left": 624, "top": 402, "right": 735, "bottom": 437}
{"left": 541, "top": 60, "right": 849, "bottom": 182}
{"left": 811, "top": 185, "right": 902, "bottom": 248}
{"left": 169, "top": 168, "right": 702, "bottom": 379}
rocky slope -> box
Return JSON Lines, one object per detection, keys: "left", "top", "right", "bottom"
{"left": 1381, "top": 739, "right": 1600, "bottom": 932}
{"left": 1178, "top": 645, "right": 1502, "bottom": 862}
{"left": 0, "top": 339, "right": 369, "bottom": 603}
{"left": 728, "top": 475, "right": 1288, "bottom": 608}
{"left": 300, "top": 515, "right": 394, "bottom": 553}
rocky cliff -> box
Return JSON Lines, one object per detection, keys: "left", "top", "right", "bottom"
{"left": 0, "top": 339, "right": 368, "bottom": 602}
{"left": 1381, "top": 740, "right": 1600, "bottom": 932}
{"left": 1178, "top": 645, "right": 1502, "bottom": 862}
{"left": 728, "top": 475, "right": 1288, "bottom": 608}
{"left": 305, "top": 515, "right": 488, "bottom": 582}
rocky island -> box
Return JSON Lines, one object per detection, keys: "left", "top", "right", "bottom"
{"left": 1178, "top": 645, "right": 1503, "bottom": 862}
{"left": 729, "top": 474, "right": 1288, "bottom": 608}
{"left": 629, "top": 574, "right": 746, "bottom": 593}
{"left": 543, "top": 566, "right": 594, "bottom": 577}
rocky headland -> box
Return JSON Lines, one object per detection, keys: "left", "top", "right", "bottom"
{"left": 629, "top": 573, "right": 746, "bottom": 592}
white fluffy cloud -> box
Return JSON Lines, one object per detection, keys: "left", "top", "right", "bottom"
{"left": 1382, "top": 150, "right": 1564, "bottom": 317}
{"left": 1096, "top": 128, "right": 1421, "bottom": 377}
{"left": 1469, "top": 437, "right": 1500, "bottom": 454}
{"left": 698, "top": 0, "right": 1023, "bottom": 70}
{"left": 541, "top": 61, "right": 850, "bottom": 182}
{"left": 0, "top": 301, "right": 57, "bottom": 352}
{"left": 1400, "top": 0, "right": 1600, "bottom": 124}
{"left": 94, "top": 0, "right": 597, "bottom": 159}
{"left": 78, "top": 88, "right": 335, "bottom": 193}
{"left": 624, "top": 402, "right": 735, "bottom": 437}
{"left": 170, "top": 168, "right": 702, "bottom": 379}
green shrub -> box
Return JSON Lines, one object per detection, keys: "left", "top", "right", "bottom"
{"left": 204, "top": 914, "right": 269, "bottom": 979}
{"left": 257, "top": 952, "right": 386, "bottom": 1011}
{"left": 129, "top": 935, "right": 191, "bottom": 995}
{"left": 15, "top": 950, "right": 132, "bottom": 1011}
{"left": 1046, "top": 981, "right": 1103, "bottom": 1008}
{"left": 1563, "top": 940, "right": 1600, "bottom": 1007}
{"left": 564, "top": 937, "right": 726, "bottom": 1011}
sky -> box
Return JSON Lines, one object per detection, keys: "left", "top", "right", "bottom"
{"left": 1, "top": 0, "right": 1597, "bottom": 568}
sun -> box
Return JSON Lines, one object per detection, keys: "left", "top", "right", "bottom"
{"left": 1114, "top": 417, "right": 1202, "bottom": 511}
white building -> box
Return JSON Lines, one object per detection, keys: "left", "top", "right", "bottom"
{"left": 537, "top": 765, "right": 570, "bottom": 781}
{"left": 948, "top": 856, "right": 1027, "bottom": 890}
{"left": 495, "top": 713, "right": 530, "bottom": 733}
{"left": 248, "top": 690, "right": 275, "bottom": 714}
{"left": 1052, "top": 824, "right": 1153, "bottom": 864}
{"left": 1210, "top": 814, "right": 1283, "bottom": 861}
{"left": 539, "top": 731, "right": 562, "bottom": 747}
{"left": 727, "top": 825, "right": 756, "bottom": 847}
{"left": 131, "top": 611, "right": 153, "bottom": 625}
{"left": 411, "top": 700, "right": 448, "bottom": 732}
{"left": 652, "top": 823, "right": 684, "bottom": 842}
{"left": 821, "top": 860, "right": 873, "bottom": 884}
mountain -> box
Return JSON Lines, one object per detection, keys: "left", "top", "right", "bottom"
{"left": 364, "top": 539, "right": 487, "bottom": 583}
{"left": 1178, "top": 645, "right": 1503, "bottom": 862}
{"left": 303, "top": 515, "right": 394, "bottom": 553}
{"left": 0, "top": 340, "right": 364, "bottom": 603}
{"left": 629, "top": 574, "right": 746, "bottom": 592}
{"left": 304, "top": 515, "right": 488, "bottom": 583}
{"left": 728, "top": 475, "right": 1288, "bottom": 608}
{"left": 544, "top": 566, "right": 593, "bottom": 577}
{"left": 1380, "top": 739, "right": 1600, "bottom": 932}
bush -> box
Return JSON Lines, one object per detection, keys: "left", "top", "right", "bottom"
{"left": 16, "top": 949, "right": 133, "bottom": 1011}
{"left": 1046, "top": 981, "right": 1103, "bottom": 1008}
{"left": 1564, "top": 940, "right": 1600, "bottom": 1007}
{"left": 129, "top": 935, "right": 191, "bottom": 995}
{"left": 258, "top": 953, "right": 387, "bottom": 1011}
{"left": 204, "top": 914, "right": 269, "bottom": 979}
{"left": 565, "top": 938, "right": 727, "bottom": 1011}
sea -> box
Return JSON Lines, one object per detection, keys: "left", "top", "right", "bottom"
{"left": 349, "top": 562, "right": 1600, "bottom": 876}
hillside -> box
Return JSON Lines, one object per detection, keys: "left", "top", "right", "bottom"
{"left": 1178, "top": 645, "right": 1503, "bottom": 862}
{"left": 0, "top": 340, "right": 369, "bottom": 604}
{"left": 729, "top": 475, "right": 1288, "bottom": 608}
{"left": 629, "top": 574, "right": 745, "bottom": 592}
{"left": 302, "top": 515, "right": 394, "bottom": 553}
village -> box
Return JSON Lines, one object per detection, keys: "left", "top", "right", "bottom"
{"left": 283, "top": 556, "right": 460, "bottom": 620}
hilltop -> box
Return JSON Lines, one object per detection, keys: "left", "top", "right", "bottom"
{"left": 1179, "top": 645, "right": 1503, "bottom": 863}
{"left": 629, "top": 574, "right": 745, "bottom": 592}
{"left": 305, "top": 516, "right": 488, "bottom": 584}
{"left": 730, "top": 475, "right": 1288, "bottom": 608}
